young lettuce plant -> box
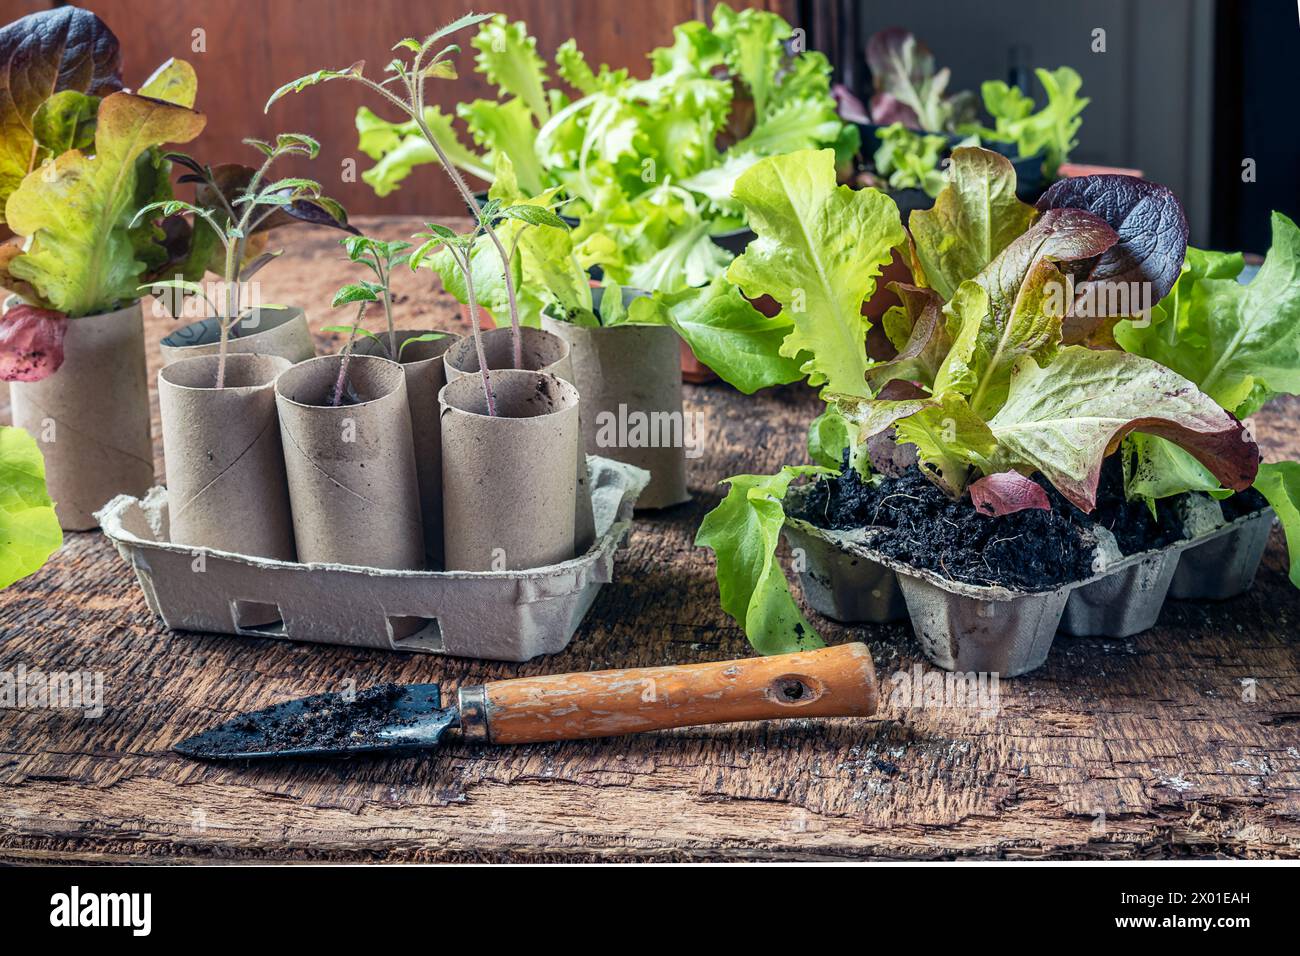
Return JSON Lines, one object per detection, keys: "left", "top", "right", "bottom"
{"left": 851, "top": 27, "right": 1087, "bottom": 180}
{"left": 0, "top": 52, "right": 205, "bottom": 382}
{"left": 426, "top": 155, "right": 806, "bottom": 395}
{"left": 265, "top": 12, "right": 536, "bottom": 383}
{"left": 133, "top": 133, "right": 353, "bottom": 389}
{"left": 355, "top": 8, "right": 855, "bottom": 297}
{"left": 697, "top": 146, "right": 1259, "bottom": 654}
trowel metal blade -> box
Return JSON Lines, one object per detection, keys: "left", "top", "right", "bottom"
{"left": 172, "top": 683, "right": 457, "bottom": 760}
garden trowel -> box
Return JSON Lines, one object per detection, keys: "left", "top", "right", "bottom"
{"left": 174, "top": 643, "right": 878, "bottom": 760}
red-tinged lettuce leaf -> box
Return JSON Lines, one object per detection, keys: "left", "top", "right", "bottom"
{"left": 987, "top": 346, "right": 1259, "bottom": 512}
{"left": 0, "top": 7, "right": 123, "bottom": 222}
{"left": 866, "top": 282, "right": 950, "bottom": 392}
{"left": 865, "top": 28, "right": 973, "bottom": 132}
{"left": 1037, "top": 174, "right": 1188, "bottom": 344}
{"left": 0, "top": 303, "right": 67, "bottom": 382}
{"left": 4, "top": 91, "right": 205, "bottom": 317}
{"left": 935, "top": 208, "right": 1119, "bottom": 418}
{"left": 969, "top": 471, "right": 1051, "bottom": 515}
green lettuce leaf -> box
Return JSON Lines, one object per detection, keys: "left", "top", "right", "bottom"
{"left": 872, "top": 123, "right": 948, "bottom": 197}
{"left": 909, "top": 147, "right": 1037, "bottom": 301}
{"left": 459, "top": 97, "right": 547, "bottom": 196}
{"left": 935, "top": 207, "right": 1118, "bottom": 417}
{"left": 1117, "top": 212, "right": 1300, "bottom": 419}
{"left": 981, "top": 67, "right": 1088, "bottom": 178}
{"left": 727, "top": 148, "right": 905, "bottom": 398}
{"left": 472, "top": 15, "right": 551, "bottom": 124}
{"left": 0, "top": 7, "right": 122, "bottom": 223}
{"left": 0, "top": 425, "right": 62, "bottom": 590}
{"left": 5, "top": 91, "right": 205, "bottom": 316}
{"left": 1254, "top": 461, "right": 1300, "bottom": 587}
{"left": 696, "top": 466, "right": 831, "bottom": 655}
{"left": 356, "top": 106, "right": 491, "bottom": 197}
{"left": 864, "top": 283, "right": 951, "bottom": 392}
{"left": 987, "top": 347, "right": 1259, "bottom": 511}
{"left": 638, "top": 277, "right": 803, "bottom": 393}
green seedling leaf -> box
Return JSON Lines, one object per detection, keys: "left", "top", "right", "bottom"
{"left": 397, "top": 331, "right": 451, "bottom": 358}
{"left": 909, "top": 147, "right": 1037, "bottom": 301}
{"left": 331, "top": 282, "right": 384, "bottom": 307}
{"left": 265, "top": 62, "right": 365, "bottom": 113}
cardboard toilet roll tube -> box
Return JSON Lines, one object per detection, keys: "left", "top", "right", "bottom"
{"left": 159, "top": 353, "right": 296, "bottom": 562}
{"left": 444, "top": 325, "right": 595, "bottom": 555}
{"left": 8, "top": 299, "right": 153, "bottom": 530}
{"left": 354, "top": 330, "right": 461, "bottom": 569}
{"left": 443, "top": 325, "right": 572, "bottom": 380}
{"left": 440, "top": 369, "right": 580, "bottom": 572}
{"left": 159, "top": 307, "right": 316, "bottom": 367}
{"left": 275, "top": 354, "right": 424, "bottom": 570}
{"left": 541, "top": 317, "right": 689, "bottom": 509}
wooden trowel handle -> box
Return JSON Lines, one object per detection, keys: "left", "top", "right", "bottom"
{"left": 458, "top": 643, "right": 878, "bottom": 745}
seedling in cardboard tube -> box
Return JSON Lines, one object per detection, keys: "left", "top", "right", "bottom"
{"left": 134, "top": 134, "right": 353, "bottom": 389}
{"left": 323, "top": 236, "right": 449, "bottom": 406}
{"left": 266, "top": 12, "right": 541, "bottom": 415}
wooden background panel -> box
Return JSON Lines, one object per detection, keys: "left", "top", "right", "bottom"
{"left": 63, "top": 0, "right": 792, "bottom": 219}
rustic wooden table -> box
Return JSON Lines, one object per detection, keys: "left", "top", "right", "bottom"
{"left": 2, "top": 217, "right": 1298, "bottom": 862}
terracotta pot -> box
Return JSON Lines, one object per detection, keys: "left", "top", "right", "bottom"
{"left": 159, "top": 306, "right": 315, "bottom": 367}
{"left": 444, "top": 326, "right": 594, "bottom": 554}
{"left": 354, "top": 330, "right": 461, "bottom": 568}
{"left": 274, "top": 354, "right": 424, "bottom": 570}
{"left": 8, "top": 299, "right": 153, "bottom": 530}
{"left": 440, "top": 369, "right": 581, "bottom": 572}
{"left": 158, "top": 353, "right": 295, "bottom": 562}
{"left": 541, "top": 314, "right": 689, "bottom": 510}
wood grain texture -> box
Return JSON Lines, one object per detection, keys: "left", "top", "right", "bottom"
{"left": 65, "top": 0, "right": 795, "bottom": 218}
{"left": 480, "top": 643, "right": 878, "bottom": 743}
{"left": 1, "top": 216, "right": 1299, "bottom": 862}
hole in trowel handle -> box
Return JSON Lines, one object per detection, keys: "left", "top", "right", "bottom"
{"left": 388, "top": 616, "right": 444, "bottom": 652}
{"left": 768, "top": 674, "right": 825, "bottom": 707}
{"left": 232, "top": 600, "right": 286, "bottom": 637}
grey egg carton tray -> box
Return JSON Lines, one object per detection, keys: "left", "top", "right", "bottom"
{"left": 97, "top": 457, "right": 649, "bottom": 662}
{"left": 782, "top": 484, "right": 1275, "bottom": 677}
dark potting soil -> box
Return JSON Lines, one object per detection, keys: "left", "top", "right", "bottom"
{"left": 796, "top": 456, "right": 1190, "bottom": 591}
{"left": 1219, "top": 486, "right": 1269, "bottom": 522}
{"left": 189, "top": 683, "right": 420, "bottom": 756}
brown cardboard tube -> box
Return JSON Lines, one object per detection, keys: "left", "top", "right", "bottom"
{"left": 8, "top": 300, "right": 154, "bottom": 530}
{"left": 159, "top": 306, "right": 316, "bottom": 367}
{"left": 541, "top": 317, "right": 689, "bottom": 509}
{"left": 445, "top": 325, "right": 594, "bottom": 555}
{"left": 354, "top": 330, "right": 460, "bottom": 569}
{"left": 159, "top": 353, "right": 295, "bottom": 562}
{"left": 440, "top": 369, "right": 580, "bottom": 571}
{"left": 275, "top": 354, "right": 424, "bottom": 570}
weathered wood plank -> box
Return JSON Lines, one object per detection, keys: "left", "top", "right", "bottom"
{"left": 2, "top": 217, "right": 1298, "bottom": 861}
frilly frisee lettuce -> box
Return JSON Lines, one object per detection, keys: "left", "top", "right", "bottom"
{"left": 354, "top": 7, "right": 855, "bottom": 295}
{"left": 699, "top": 146, "right": 1263, "bottom": 654}
{"left": 0, "top": 425, "right": 61, "bottom": 590}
